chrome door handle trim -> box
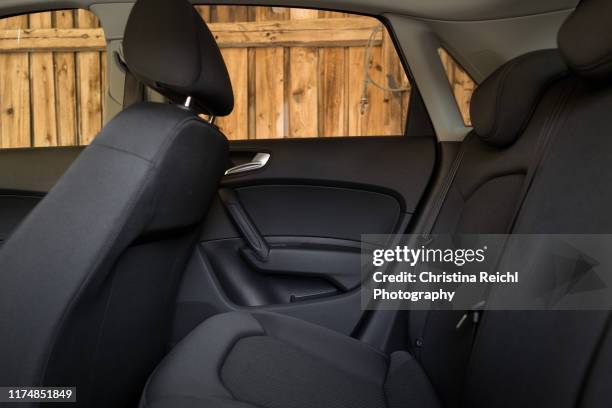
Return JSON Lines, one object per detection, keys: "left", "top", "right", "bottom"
{"left": 224, "top": 153, "right": 270, "bottom": 176}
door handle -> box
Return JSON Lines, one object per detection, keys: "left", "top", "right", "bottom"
{"left": 224, "top": 153, "right": 270, "bottom": 176}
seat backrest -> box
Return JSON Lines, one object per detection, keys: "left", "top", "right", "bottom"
{"left": 0, "top": 0, "right": 231, "bottom": 406}
{"left": 410, "top": 49, "right": 571, "bottom": 407}
{"left": 463, "top": 0, "right": 612, "bottom": 406}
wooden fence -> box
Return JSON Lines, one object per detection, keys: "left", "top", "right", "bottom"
{"left": 0, "top": 6, "right": 474, "bottom": 147}
{"left": 0, "top": 10, "right": 106, "bottom": 148}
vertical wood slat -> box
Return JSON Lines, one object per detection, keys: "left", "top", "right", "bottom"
{"left": 218, "top": 48, "right": 248, "bottom": 140}
{"left": 347, "top": 45, "right": 386, "bottom": 136}
{"left": 0, "top": 15, "right": 31, "bottom": 148}
{"left": 318, "top": 48, "right": 346, "bottom": 136}
{"left": 213, "top": 5, "right": 249, "bottom": 22}
{"left": 254, "top": 7, "right": 288, "bottom": 139}
{"left": 54, "top": 10, "right": 78, "bottom": 146}
{"left": 255, "top": 47, "right": 285, "bottom": 138}
{"left": 194, "top": 5, "right": 211, "bottom": 22}
{"left": 76, "top": 9, "right": 102, "bottom": 145}
{"left": 381, "top": 30, "right": 407, "bottom": 135}
{"left": 29, "top": 12, "right": 57, "bottom": 147}
{"left": 318, "top": 11, "right": 347, "bottom": 137}
{"left": 288, "top": 9, "right": 318, "bottom": 137}
{"left": 211, "top": 6, "right": 249, "bottom": 140}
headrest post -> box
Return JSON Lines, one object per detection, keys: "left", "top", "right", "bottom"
{"left": 207, "top": 115, "right": 216, "bottom": 125}
{"left": 184, "top": 96, "right": 193, "bottom": 108}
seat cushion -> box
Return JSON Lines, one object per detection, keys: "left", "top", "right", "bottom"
{"left": 140, "top": 312, "right": 440, "bottom": 408}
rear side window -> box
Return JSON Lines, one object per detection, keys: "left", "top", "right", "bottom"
{"left": 0, "top": 6, "right": 417, "bottom": 146}
{"left": 0, "top": 10, "right": 106, "bottom": 148}
{"left": 195, "top": 6, "right": 412, "bottom": 140}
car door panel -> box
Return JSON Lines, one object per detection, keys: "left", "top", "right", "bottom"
{"left": 0, "top": 136, "right": 436, "bottom": 337}
{"left": 173, "top": 135, "right": 436, "bottom": 339}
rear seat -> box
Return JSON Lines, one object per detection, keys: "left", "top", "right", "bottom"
{"left": 412, "top": 48, "right": 571, "bottom": 407}
{"left": 140, "top": 1, "right": 612, "bottom": 407}
{"left": 464, "top": 0, "right": 612, "bottom": 405}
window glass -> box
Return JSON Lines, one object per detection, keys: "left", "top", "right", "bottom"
{"left": 438, "top": 48, "right": 475, "bottom": 126}
{"left": 0, "top": 10, "right": 106, "bottom": 148}
{"left": 196, "top": 6, "right": 411, "bottom": 139}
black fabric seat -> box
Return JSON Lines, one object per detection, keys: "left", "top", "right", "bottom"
{"left": 141, "top": 311, "right": 440, "bottom": 408}
{"left": 140, "top": 1, "right": 612, "bottom": 407}
{"left": 413, "top": 48, "right": 573, "bottom": 407}
{"left": 0, "top": 0, "right": 233, "bottom": 406}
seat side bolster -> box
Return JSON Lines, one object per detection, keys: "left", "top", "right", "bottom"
{"left": 142, "top": 312, "right": 263, "bottom": 405}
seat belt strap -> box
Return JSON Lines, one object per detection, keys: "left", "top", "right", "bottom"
{"left": 410, "top": 141, "right": 467, "bottom": 358}
{"left": 421, "top": 142, "right": 468, "bottom": 238}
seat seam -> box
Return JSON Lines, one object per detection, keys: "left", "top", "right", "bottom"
{"left": 91, "top": 142, "right": 154, "bottom": 163}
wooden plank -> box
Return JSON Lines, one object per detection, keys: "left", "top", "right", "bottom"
{"left": 381, "top": 29, "right": 408, "bottom": 135}
{"left": 53, "top": 10, "right": 78, "bottom": 146}
{"left": 0, "top": 28, "right": 106, "bottom": 52}
{"left": 0, "top": 15, "right": 31, "bottom": 148}
{"left": 290, "top": 8, "right": 319, "bottom": 20}
{"left": 213, "top": 5, "right": 249, "bottom": 22}
{"left": 288, "top": 8, "right": 318, "bottom": 137}
{"left": 254, "top": 8, "right": 287, "bottom": 139}
{"left": 76, "top": 9, "right": 102, "bottom": 144}
{"left": 247, "top": 48, "right": 256, "bottom": 139}
{"left": 347, "top": 45, "right": 386, "bottom": 136}
{"left": 318, "top": 10, "right": 347, "bottom": 136}
{"left": 194, "top": 5, "right": 211, "bottom": 22}
{"left": 209, "top": 18, "right": 382, "bottom": 48}
{"left": 319, "top": 10, "right": 348, "bottom": 18}
{"left": 318, "top": 47, "right": 346, "bottom": 136}
{"left": 216, "top": 48, "right": 248, "bottom": 140}
{"left": 288, "top": 47, "right": 318, "bottom": 137}
{"left": 29, "top": 12, "right": 58, "bottom": 147}
{"left": 0, "top": 18, "right": 380, "bottom": 52}
{"left": 255, "top": 6, "right": 289, "bottom": 21}
{"left": 255, "top": 47, "right": 285, "bottom": 138}
{"left": 213, "top": 3, "right": 249, "bottom": 137}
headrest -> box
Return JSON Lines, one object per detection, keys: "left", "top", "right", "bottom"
{"left": 470, "top": 49, "right": 568, "bottom": 148}
{"left": 558, "top": 0, "right": 612, "bottom": 80}
{"left": 123, "top": 0, "right": 233, "bottom": 116}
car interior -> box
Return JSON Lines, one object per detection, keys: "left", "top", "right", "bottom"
{"left": 1, "top": 0, "right": 612, "bottom": 407}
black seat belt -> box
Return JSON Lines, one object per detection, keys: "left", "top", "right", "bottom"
{"left": 410, "top": 140, "right": 467, "bottom": 357}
